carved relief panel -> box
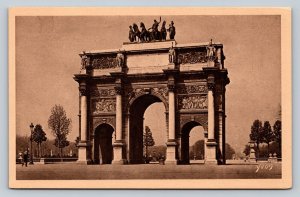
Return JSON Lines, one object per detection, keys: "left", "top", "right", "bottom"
{"left": 92, "top": 98, "right": 116, "bottom": 115}
{"left": 177, "top": 84, "right": 208, "bottom": 111}
{"left": 178, "top": 50, "right": 208, "bottom": 64}
{"left": 91, "top": 55, "right": 119, "bottom": 69}
{"left": 178, "top": 95, "right": 207, "bottom": 110}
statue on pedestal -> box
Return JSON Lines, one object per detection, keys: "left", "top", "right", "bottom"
{"left": 167, "top": 21, "right": 176, "bottom": 40}
{"left": 81, "top": 51, "right": 90, "bottom": 69}
{"left": 206, "top": 39, "right": 216, "bottom": 61}
{"left": 168, "top": 44, "right": 176, "bottom": 64}
{"left": 116, "top": 50, "right": 125, "bottom": 67}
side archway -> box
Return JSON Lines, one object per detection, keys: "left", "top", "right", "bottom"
{"left": 181, "top": 121, "right": 205, "bottom": 164}
{"left": 94, "top": 123, "right": 114, "bottom": 164}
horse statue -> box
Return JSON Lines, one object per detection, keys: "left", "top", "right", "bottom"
{"left": 132, "top": 23, "right": 140, "bottom": 42}
{"left": 140, "top": 22, "right": 151, "bottom": 42}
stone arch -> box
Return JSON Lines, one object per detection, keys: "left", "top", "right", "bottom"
{"left": 94, "top": 123, "right": 114, "bottom": 164}
{"left": 128, "top": 93, "right": 167, "bottom": 164}
{"left": 93, "top": 117, "right": 116, "bottom": 132}
{"left": 126, "top": 87, "right": 169, "bottom": 114}
{"left": 180, "top": 121, "right": 205, "bottom": 164}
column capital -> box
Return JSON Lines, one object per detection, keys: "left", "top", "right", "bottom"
{"left": 207, "top": 74, "right": 215, "bottom": 91}
{"left": 167, "top": 83, "right": 176, "bottom": 92}
{"left": 207, "top": 83, "right": 215, "bottom": 91}
{"left": 114, "top": 86, "right": 123, "bottom": 95}
{"left": 79, "top": 83, "right": 88, "bottom": 96}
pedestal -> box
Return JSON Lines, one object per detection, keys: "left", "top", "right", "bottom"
{"left": 249, "top": 148, "right": 256, "bottom": 163}
{"left": 77, "top": 142, "right": 89, "bottom": 164}
{"left": 205, "top": 140, "right": 217, "bottom": 164}
{"left": 167, "top": 63, "right": 176, "bottom": 69}
{"left": 112, "top": 141, "right": 125, "bottom": 165}
{"left": 165, "top": 141, "right": 177, "bottom": 164}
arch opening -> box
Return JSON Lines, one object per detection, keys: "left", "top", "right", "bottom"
{"left": 129, "top": 94, "right": 167, "bottom": 164}
{"left": 94, "top": 123, "right": 114, "bottom": 164}
{"left": 181, "top": 121, "right": 205, "bottom": 164}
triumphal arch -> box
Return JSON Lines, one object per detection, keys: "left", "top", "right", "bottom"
{"left": 74, "top": 39, "right": 229, "bottom": 165}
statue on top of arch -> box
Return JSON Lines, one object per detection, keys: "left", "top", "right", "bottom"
{"left": 128, "top": 17, "right": 176, "bottom": 43}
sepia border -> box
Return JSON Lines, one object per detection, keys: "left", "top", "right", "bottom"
{"left": 8, "top": 7, "right": 292, "bottom": 189}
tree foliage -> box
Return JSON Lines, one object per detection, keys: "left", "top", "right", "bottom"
{"left": 32, "top": 124, "right": 47, "bottom": 158}
{"left": 48, "top": 105, "right": 71, "bottom": 157}
{"left": 261, "top": 121, "right": 273, "bottom": 154}
{"left": 273, "top": 120, "right": 282, "bottom": 157}
{"left": 225, "top": 143, "right": 236, "bottom": 160}
{"left": 250, "top": 120, "right": 263, "bottom": 153}
{"left": 143, "top": 126, "right": 155, "bottom": 159}
{"left": 189, "top": 140, "right": 235, "bottom": 160}
{"left": 189, "top": 140, "right": 205, "bottom": 160}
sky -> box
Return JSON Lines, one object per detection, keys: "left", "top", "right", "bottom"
{"left": 15, "top": 15, "right": 281, "bottom": 153}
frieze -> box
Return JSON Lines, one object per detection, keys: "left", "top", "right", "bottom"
{"left": 177, "top": 84, "right": 207, "bottom": 94}
{"left": 91, "top": 56, "right": 119, "bottom": 69}
{"left": 90, "top": 88, "right": 116, "bottom": 97}
{"left": 178, "top": 95, "right": 207, "bottom": 110}
{"left": 178, "top": 51, "right": 207, "bottom": 64}
{"left": 92, "top": 98, "right": 116, "bottom": 114}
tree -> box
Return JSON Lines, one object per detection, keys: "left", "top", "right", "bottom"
{"left": 225, "top": 143, "right": 236, "bottom": 160}
{"left": 54, "top": 134, "right": 70, "bottom": 156}
{"left": 261, "top": 121, "right": 273, "bottom": 154}
{"left": 273, "top": 120, "right": 282, "bottom": 157}
{"left": 48, "top": 105, "right": 71, "bottom": 158}
{"left": 243, "top": 144, "right": 251, "bottom": 156}
{"left": 31, "top": 124, "right": 47, "bottom": 158}
{"left": 143, "top": 126, "right": 155, "bottom": 160}
{"left": 190, "top": 140, "right": 205, "bottom": 160}
{"left": 250, "top": 119, "right": 263, "bottom": 156}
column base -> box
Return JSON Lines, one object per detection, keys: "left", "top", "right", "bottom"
{"left": 77, "top": 141, "right": 89, "bottom": 164}
{"left": 205, "top": 139, "right": 217, "bottom": 164}
{"left": 165, "top": 140, "right": 177, "bottom": 164}
{"left": 112, "top": 141, "right": 125, "bottom": 165}
{"left": 205, "top": 159, "right": 218, "bottom": 165}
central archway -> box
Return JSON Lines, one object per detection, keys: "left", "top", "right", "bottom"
{"left": 181, "top": 121, "right": 205, "bottom": 164}
{"left": 94, "top": 123, "right": 114, "bottom": 164}
{"left": 129, "top": 94, "right": 167, "bottom": 164}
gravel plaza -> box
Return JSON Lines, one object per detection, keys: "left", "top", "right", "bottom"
{"left": 16, "top": 162, "right": 281, "bottom": 180}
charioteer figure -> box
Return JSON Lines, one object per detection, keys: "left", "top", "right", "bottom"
{"left": 148, "top": 17, "right": 161, "bottom": 40}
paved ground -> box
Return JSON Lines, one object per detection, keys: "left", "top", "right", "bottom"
{"left": 16, "top": 162, "right": 281, "bottom": 180}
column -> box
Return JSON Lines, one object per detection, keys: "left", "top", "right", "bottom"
{"left": 77, "top": 83, "right": 88, "bottom": 164}
{"left": 204, "top": 130, "right": 208, "bottom": 160}
{"left": 165, "top": 83, "right": 177, "bottom": 164}
{"left": 112, "top": 85, "right": 125, "bottom": 164}
{"left": 205, "top": 78, "right": 217, "bottom": 164}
